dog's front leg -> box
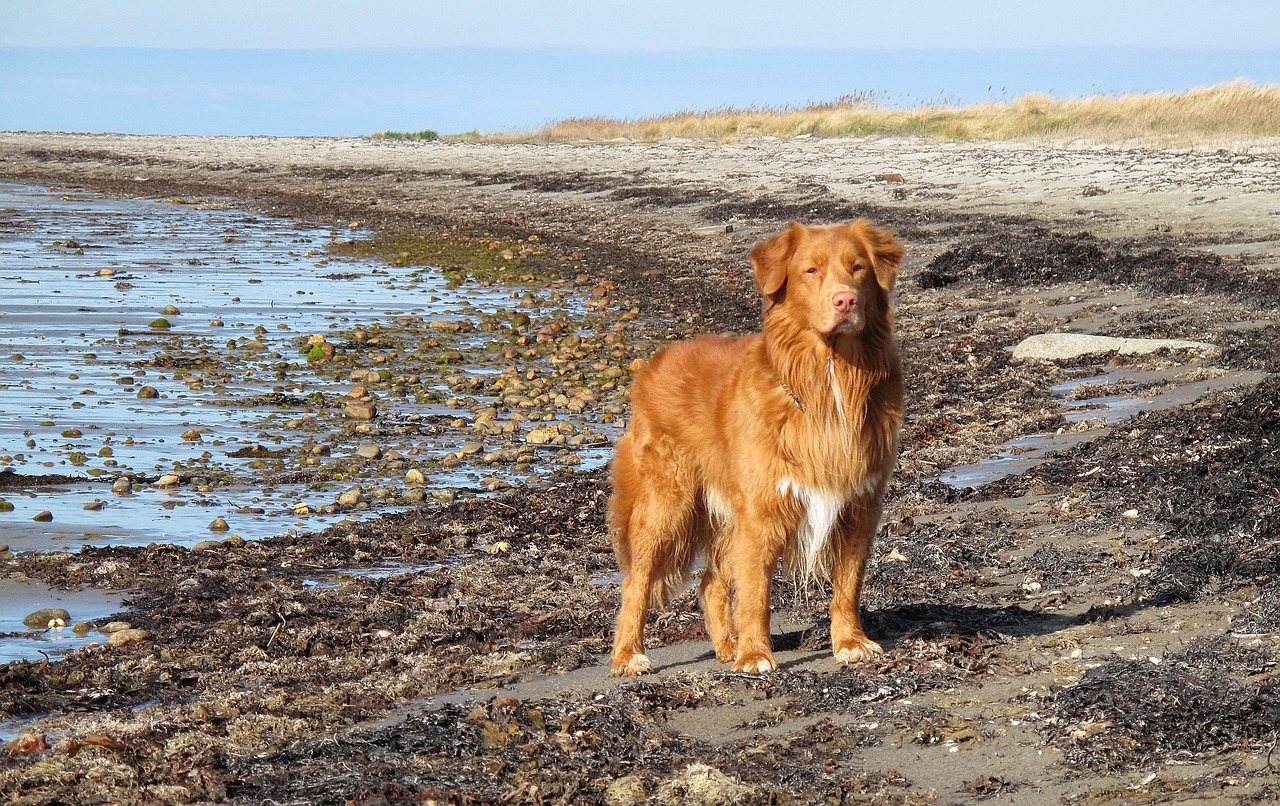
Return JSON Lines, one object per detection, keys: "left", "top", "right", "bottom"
{"left": 829, "top": 504, "right": 884, "bottom": 666}
{"left": 727, "top": 522, "right": 784, "bottom": 673}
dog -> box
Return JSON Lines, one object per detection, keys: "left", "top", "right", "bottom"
{"left": 609, "top": 220, "right": 904, "bottom": 675}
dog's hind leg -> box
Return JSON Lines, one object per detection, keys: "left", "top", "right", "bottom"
{"left": 609, "top": 437, "right": 697, "bottom": 676}
{"left": 700, "top": 560, "right": 736, "bottom": 663}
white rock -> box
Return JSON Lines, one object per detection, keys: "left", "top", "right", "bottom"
{"left": 1012, "top": 333, "right": 1217, "bottom": 362}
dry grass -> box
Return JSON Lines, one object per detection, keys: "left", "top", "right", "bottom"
{"left": 478, "top": 81, "right": 1280, "bottom": 146}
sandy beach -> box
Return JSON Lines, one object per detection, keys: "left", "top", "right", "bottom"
{"left": 1, "top": 131, "right": 1279, "bottom": 804}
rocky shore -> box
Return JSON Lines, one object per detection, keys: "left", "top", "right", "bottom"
{"left": 0, "top": 132, "right": 1279, "bottom": 804}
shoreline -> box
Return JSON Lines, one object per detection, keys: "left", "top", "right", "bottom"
{"left": 2, "top": 132, "right": 1280, "bottom": 804}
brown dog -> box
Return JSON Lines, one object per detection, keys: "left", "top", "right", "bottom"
{"left": 609, "top": 220, "right": 904, "bottom": 675}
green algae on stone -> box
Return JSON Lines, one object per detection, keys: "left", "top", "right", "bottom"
{"left": 326, "top": 231, "right": 561, "bottom": 286}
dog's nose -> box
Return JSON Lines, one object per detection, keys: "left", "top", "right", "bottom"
{"left": 832, "top": 290, "right": 858, "bottom": 313}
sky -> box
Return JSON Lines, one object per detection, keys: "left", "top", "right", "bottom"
{"left": 2, "top": 1, "right": 1278, "bottom": 136}
{"left": 5, "top": 0, "right": 1280, "bottom": 50}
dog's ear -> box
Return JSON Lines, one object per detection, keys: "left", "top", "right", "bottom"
{"left": 848, "top": 220, "right": 903, "bottom": 292}
{"left": 751, "top": 221, "right": 803, "bottom": 307}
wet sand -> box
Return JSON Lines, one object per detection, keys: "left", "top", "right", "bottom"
{"left": 1, "top": 132, "right": 1279, "bottom": 804}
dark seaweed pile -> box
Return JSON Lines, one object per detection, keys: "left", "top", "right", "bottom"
{"left": 226, "top": 673, "right": 938, "bottom": 805}
{"left": 1046, "top": 636, "right": 1280, "bottom": 771}
{"left": 919, "top": 228, "right": 1280, "bottom": 307}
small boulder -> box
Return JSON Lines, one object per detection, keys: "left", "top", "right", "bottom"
{"left": 23, "top": 608, "right": 70, "bottom": 629}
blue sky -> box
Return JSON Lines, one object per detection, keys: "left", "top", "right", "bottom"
{"left": 6, "top": 0, "right": 1280, "bottom": 50}
{"left": 2, "top": 2, "right": 1278, "bottom": 136}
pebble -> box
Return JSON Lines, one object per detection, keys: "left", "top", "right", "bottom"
{"left": 526, "top": 426, "right": 560, "bottom": 445}
{"left": 208, "top": 516, "right": 230, "bottom": 531}
{"left": 99, "top": 621, "right": 133, "bottom": 633}
{"left": 32, "top": 510, "right": 52, "bottom": 522}
{"left": 107, "top": 628, "right": 151, "bottom": 646}
{"left": 404, "top": 468, "right": 426, "bottom": 485}
{"left": 137, "top": 385, "right": 159, "bottom": 399}
{"left": 355, "top": 443, "right": 382, "bottom": 460}
{"left": 429, "top": 489, "right": 456, "bottom": 505}
{"left": 161, "top": 304, "right": 180, "bottom": 315}
{"left": 181, "top": 428, "right": 203, "bottom": 442}
{"left": 23, "top": 608, "right": 71, "bottom": 629}
{"left": 337, "top": 486, "right": 364, "bottom": 508}
{"left": 343, "top": 402, "right": 377, "bottom": 420}
{"left": 112, "top": 476, "right": 134, "bottom": 494}
{"left": 155, "top": 473, "right": 181, "bottom": 488}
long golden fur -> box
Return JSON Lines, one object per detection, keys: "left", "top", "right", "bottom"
{"left": 609, "top": 220, "right": 904, "bottom": 675}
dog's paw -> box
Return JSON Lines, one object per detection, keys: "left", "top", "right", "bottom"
{"left": 713, "top": 637, "right": 738, "bottom": 663}
{"left": 611, "top": 653, "right": 653, "bottom": 677}
{"left": 834, "top": 639, "right": 883, "bottom": 666}
{"left": 733, "top": 653, "right": 777, "bottom": 674}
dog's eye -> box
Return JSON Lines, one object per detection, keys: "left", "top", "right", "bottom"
{"left": 804, "top": 266, "right": 820, "bottom": 275}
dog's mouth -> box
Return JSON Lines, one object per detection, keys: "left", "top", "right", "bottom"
{"left": 826, "top": 309, "right": 864, "bottom": 335}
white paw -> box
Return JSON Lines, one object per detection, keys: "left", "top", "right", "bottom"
{"left": 734, "top": 656, "right": 777, "bottom": 674}
{"left": 835, "top": 640, "right": 883, "bottom": 666}
{"left": 612, "top": 653, "right": 653, "bottom": 677}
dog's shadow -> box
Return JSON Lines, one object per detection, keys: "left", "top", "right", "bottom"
{"left": 651, "top": 599, "right": 1124, "bottom": 674}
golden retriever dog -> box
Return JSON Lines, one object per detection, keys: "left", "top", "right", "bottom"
{"left": 609, "top": 220, "right": 904, "bottom": 675}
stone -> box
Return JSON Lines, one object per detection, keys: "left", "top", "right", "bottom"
{"left": 429, "top": 489, "right": 456, "bottom": 505}
{"left": 1012, "top": 333, "right": 1218, "bottom": 362}
{"left": 526, "top": 426, "right": 560, "bottom": 445}
{"left": 32, "top": 510, "right": 52, "bottom": 522}
{"left": 99, "top": 621, "right": 133, "bottom": 633}
{"left": 112, "top": 476, "right": 134, "bottom": 494}
{"left": 337, "top": 486, "right": 364, "bottom": 508}
{"left": 83, "top": 499, "right": 105, "bottom": 511}
{"left": 402, "top": 488, "right": 425, "bottom": 504}
{"left": 181, "top": 428, "right": 203, "bottom": 442}
{"left": 107, "top": 628, "right": 151, "bottom": 646}
{"left": 136, "top": 385, "right": 159, "bottom": 399}
{"left": 343, "top": 402, "right": 377, "bottom": 421}
{"left": 355, "top": 442, "right": 382, "bottom": 460}
{"left": 404, "top": 468, "right": 426, "bottom": 486}
{"left": 161, "top": 304, "right": 180, "bottom": 315}
{"left": 208, "top": 516, "right": 230, "bottom": 531}
{"left": 23, "top": 608, "right": 70, "bottom": 629}
{"left": 155, "top": 473, "right": 180, "bottom": 488}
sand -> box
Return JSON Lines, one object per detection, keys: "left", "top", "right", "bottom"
{"left": 1, "top": 131, "right": 1279, "bottom": 804}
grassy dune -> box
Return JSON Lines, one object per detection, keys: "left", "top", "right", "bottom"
{"left": 484, "top": 81, "right": 1280, "bottom": 145}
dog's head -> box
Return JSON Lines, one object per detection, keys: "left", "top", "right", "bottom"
{"left": 750, "top": 220, "right": 903, "bottom": 338}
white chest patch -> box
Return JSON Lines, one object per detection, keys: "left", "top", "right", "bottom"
{"left": 778, "top": 479, "right": 848, "bottom": 578}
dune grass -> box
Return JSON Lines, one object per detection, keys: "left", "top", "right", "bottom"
{"left": 371, "top": 129, "right": 439, "bottom": 141}
{"left": 480, "top": 81, "right": 1280, "bottom": 145}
